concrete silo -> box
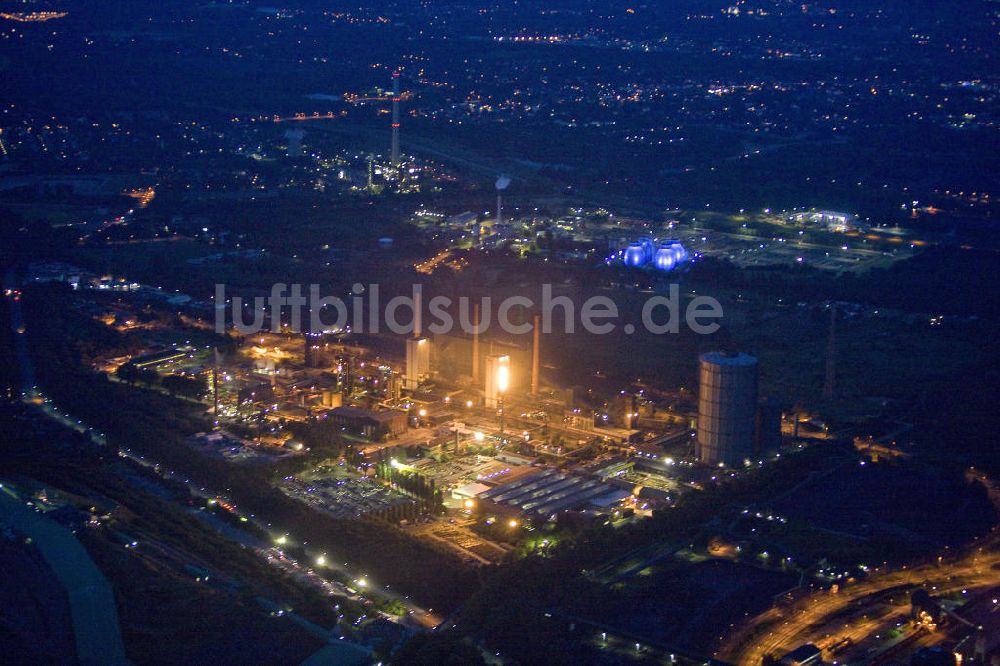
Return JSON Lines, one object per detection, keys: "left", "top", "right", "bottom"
{"left": 696, "top": 351, "right": 759, "bottom": 467}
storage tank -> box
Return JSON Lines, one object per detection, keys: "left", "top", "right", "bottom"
{"left": 624, "top": 242, "right": 647, "bottom": 267}
{"left": 666, "top": 240, "right": 688, "bottom": 264}
{"left": 696, "top": 352, "right": 758, "bottom": 467}
{"left": 653, "top": 244, "right": 677, "bottom": 272}
{"left": 638, "top": 237, "right": 656, "bottom": 263}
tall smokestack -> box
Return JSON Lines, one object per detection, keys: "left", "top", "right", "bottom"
{"left": 213, "top": 348, "right": 220, "bottom": 423}
{"left": 472, "top": 303, "right": 480, "bottom": 384}
{"left": 303, "top": 332, "right": 313, "bottom": 367}
{"left": 531, "top": 314, "right": 540, "bottom": 395}
{"left": 391, "top": 71, "right": 401, "bottom": 166}
{"left": 413, "top": 287, "right": 422, "bottom": 339}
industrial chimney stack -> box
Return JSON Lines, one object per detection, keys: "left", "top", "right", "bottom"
{"left": 472, "top": 303, "right": 481, "bottom": 384}
{"left": 531, "top": 314, "right": 540, "bottom": 395}
{"left": 391, "top": 71, "right": 401, "bottom": 166}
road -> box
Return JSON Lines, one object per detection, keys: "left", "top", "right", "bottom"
{"left": 718, "top": 537, "right": 1000, "bottom": 665}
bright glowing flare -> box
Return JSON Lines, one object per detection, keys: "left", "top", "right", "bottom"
{"left": 496, "top": 364, "right": 509, "bottom": 393}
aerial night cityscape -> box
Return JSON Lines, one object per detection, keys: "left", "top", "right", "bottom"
{"left": 0, "top": 1, "right": 998, "bottom": 664}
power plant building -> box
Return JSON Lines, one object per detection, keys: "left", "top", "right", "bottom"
{"left": 405, "top": 337, "right": 430, "bottom": 390}
{"left": 696, "top": 352, "right": 759, "bottom": 467}
{"left": 431, "top": 334, "right": 530, "bottom": 392}
{"left": 327, "top": 406, "right": 407, "bottom": 441}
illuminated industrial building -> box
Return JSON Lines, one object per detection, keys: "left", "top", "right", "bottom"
{"left": 303, "top": 331, "right": 325, "bottom": 368}
{"left": 476, "top": 469, "right": 630, "bottom": 521}
{"left": 789, "top": 210, "right": 858, "bottom": 232}
{"left": 623, "top": 236, "right": 688, "bottom": 271}
{"left": 405, "top": 337, "right": 430, "bottom": 390}
{"left": 431, "top": 333, "right": 530, "bottom": 392}
{"left": 696, "top": 351, "right": 759, "bottom": 467}
{"left": 327, "top": 405, "right": 407, "bottom": 441}
{"left": 404, "top": 290, "right": 430, "bottom": 390}
{"left": 484, "top": 354, "right": 510, "bottom": 408}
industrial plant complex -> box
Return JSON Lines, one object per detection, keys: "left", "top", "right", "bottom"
{"left": 2, "top": 2, "right": 999, "bottom": 664}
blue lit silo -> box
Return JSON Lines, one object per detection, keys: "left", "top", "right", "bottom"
{"left": 624, "top": 242, "right": 647, "bottom": 267}
{"left": 639, "top": 237, "right": 656, "bottom": 264}
{"left": 653, "top": 244, "right": 677, "bottom": 271}
{"left": 667, "top": 240, "right": 688, "bottom": 263}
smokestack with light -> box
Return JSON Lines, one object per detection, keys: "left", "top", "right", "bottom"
{"left": 531, "top": 314, "right": 540, "bottom": 395}
{"left": 472, "top": 302, "right": 481, "bottom": 384}
{"left": 391, "top": 70, "right": 401, "bottom": 166}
